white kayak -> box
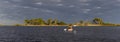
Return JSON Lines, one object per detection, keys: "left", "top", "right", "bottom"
{"left": 64, "top": 28, "right": 77, "bottom": 34}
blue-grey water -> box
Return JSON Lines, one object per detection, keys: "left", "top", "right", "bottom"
{"left": 0, "top": 26, "right": 120, "bottom": 42}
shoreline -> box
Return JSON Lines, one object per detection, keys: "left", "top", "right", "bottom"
{"left": 15, "top": 24, "right": 120, "bottom": 26}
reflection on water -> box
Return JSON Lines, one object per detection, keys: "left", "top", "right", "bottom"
{"left": 0, "top": 26, "right": 119, "bottom": 42}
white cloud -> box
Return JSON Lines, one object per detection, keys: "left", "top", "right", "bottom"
{"left": 117, "top": 0, "right": 120, "bottom": 2}
{"left": 33, "top": 8, "right": 39, "bottom": 10}
{"left": 95, "top": 7, "right": 102, "bottom": 9}
{"left": 11, "top": 0, "right": 22, "bottom": 2}
{"left": 83, "top": 9, "right": 91, "bottom": 11}
{"left": 79, "top": 0, "right": 92, "bottom": 2}
{"left": 35, "top": 2, "right": 43, "bottom": 5}
{"left": 80, "top": 3, "right": 90, "bottom": 6}
{"left": 43, "top": 10, "right": 56, "bottom": 14}
{"left": 0, "top": 0, "right": 19, "bottom": 9}
{"left": 56, "top": 4, "right": 63, "bottom": 6}
{"left": 23, "top": 6, "right": 31, "bottom": 8}
{"left": 83, "top": 9, "right": 91, "bottom": 13}
{"left": 45, "top": 10, "right": 53, "bottom": 12}
{"left": 51, "top": 0, "right": 62, "bottom": 2}
{"left": 83, "top": 11, "right": 88, "bottom": 13}
{"left": 97, "top": 13, "right": 103, "bottom": 15}
{"left": 3, "top": 1, "right": 9, "bottom": 3}
{"left": 34, "top": 0, "right": 62, "bottom": 2}
{"left": 69, "top": 5, "right": 75, "bottom": 7}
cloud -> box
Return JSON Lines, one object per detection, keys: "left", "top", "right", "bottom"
{"left": 68, "top": 5, "right": 75, "bottom": 7}
{"left": 51, "top": 0, "right": 62, "bottom": 2}
{"left": 82, "top": 9, "right": 91, "bottom": 13}
{"left": 95, "top": 7, "right": 101, "bottom": 9}
{"left": 56, "top": 4, "right": 64, "bottom": 6}
{"left": 79, "top": 0, "right": 92, "bottom": 2}
{"left": 35, "top": 2, "right": 43, "bottom": 5}
{"left": 11, "top": 0, "right": 22, "bottom": 2}
{"left": 117, "top": 0, "right": 120, "bottom": 2}
{"left": 34, "top": 0, "right": 62, "bottom": 3}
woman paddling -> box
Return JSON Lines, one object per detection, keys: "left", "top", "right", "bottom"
{"left": 67, "top": 24, "right": 73, "bottom": 32}
{"left": 64, "top": 24, "right": 77, "bottom": 34}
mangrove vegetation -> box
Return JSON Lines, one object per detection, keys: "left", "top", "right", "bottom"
{"left": 20, "top": 18, "right": 120, "bottom": 26}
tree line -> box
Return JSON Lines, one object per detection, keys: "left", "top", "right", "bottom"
{"left": 23, "top": 18, "right": 119, "bottom": 26}
{"left": 24, "top": 18, "right": 67, "bottom": 25}
{"left": 92, "top": 18, "right": 118, "bottom": 26}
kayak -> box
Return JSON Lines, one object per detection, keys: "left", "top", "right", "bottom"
{"left": 64, "top": 28, "right": 73, "bottom": 32}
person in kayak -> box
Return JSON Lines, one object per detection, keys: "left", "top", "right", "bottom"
{"left": 67, "top": 24, "right": 73, "bottom": 32}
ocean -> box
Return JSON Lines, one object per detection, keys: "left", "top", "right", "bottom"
{"left": 0, "top": 26, "right": 119, "bottom": 42}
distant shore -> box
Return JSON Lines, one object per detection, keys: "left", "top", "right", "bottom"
{"left": 14, "top": 24, "right": 120, "bottom": 26}
{"left": 20, "top": 18, "right": 120, "bottom": 26}
{"left": 22, "top": 25, "right": 68, "bottom": 26}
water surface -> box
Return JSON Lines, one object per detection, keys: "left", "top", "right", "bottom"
{"left": 0, "top": 26, "right": 119, "bottom": 42}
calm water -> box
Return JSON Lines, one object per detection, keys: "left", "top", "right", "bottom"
{"left": 0, "top": 26, "right": 120, "bottom": 42}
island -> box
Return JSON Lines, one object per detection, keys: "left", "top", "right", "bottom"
{"left": 15, "top": 18, "right": 120, "bottom": 26}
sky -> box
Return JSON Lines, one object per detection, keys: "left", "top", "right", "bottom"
{"left": 0, "top": 0, "right": 120, "bottom": 25}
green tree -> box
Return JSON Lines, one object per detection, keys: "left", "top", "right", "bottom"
{"left": 24, "top": 19, "right": 30, "bottom": 25}
{"left": 47, "top": 18, "right": 53, "bottom": 25}
{"left": 52, "top": 19, "right": 59, "bottom": 25}
{"left": 93, "top": 18, "right": 103, "bottom": 24}
{"left": 30, "top": 19, "right": 35, "bottom": 25}
{"left": 80, "top": 20, "right": 84, "bottom": 24}
{"left": 33, "top": 19, "right": 39, "bottom": 25}
{"left": 24, "top": 18, "right": 46, "bottom": 25}
{"left": 58, "top": 21, "right": 67, "bottom": 25}
{"left": 37, "top": 18, "right": 46, "bottom": 25}
{"left": 15, "top": 24, "right": 22, "bottom": 26}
